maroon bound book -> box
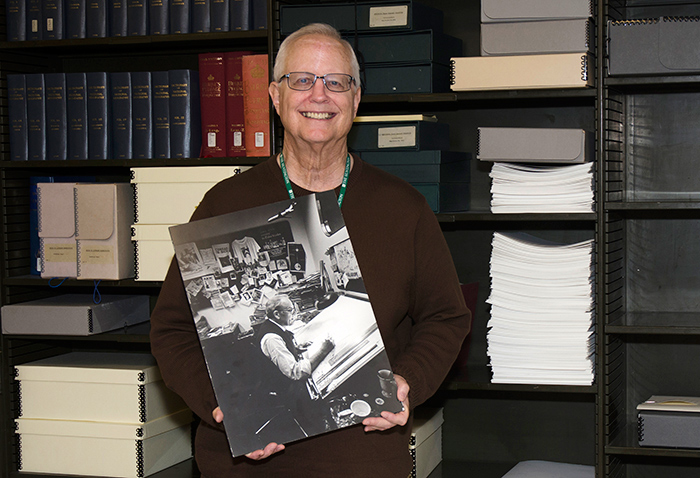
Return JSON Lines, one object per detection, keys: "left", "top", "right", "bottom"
{"left": 198, "top": 52, "right": 227, "bottom": 157}
{"left": 224, "top": 51, "right": 252, "bottom": 157}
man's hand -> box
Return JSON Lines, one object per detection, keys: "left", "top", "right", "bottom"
{"left": 361, "top": 374, "right": 410, "bottom": 432}
{"left": 211, "top": 407, "right": 285, "bottom": 460}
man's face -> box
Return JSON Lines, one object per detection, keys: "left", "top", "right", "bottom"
{"left": 276, "top": 298, "right": 296, "bottom": 326}
{"left": 269, "top": 35, "right": 361, "bottom": 149}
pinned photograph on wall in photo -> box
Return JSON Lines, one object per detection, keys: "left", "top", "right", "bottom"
{"left": 169, "top": 191, "right": 402, "bottom": 457}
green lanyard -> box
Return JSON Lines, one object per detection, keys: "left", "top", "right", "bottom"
{"left": 279, "top": 152, "right": 351, "bottom": 208}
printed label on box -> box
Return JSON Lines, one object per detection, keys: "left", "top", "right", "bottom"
{"left": 45, "top": 244, "right": 77, "bottom": 263}
{"left": 369, "top": 6, "right": 408, "bottom": 28}
{"left": 378, "top": 126, "right": 417, "bottom": 148}
{"left": 82, "top": 246, "right": 115, "bottom": 264}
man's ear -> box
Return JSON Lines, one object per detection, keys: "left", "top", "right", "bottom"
{"left": 269, "top": 81, "right": 281, "bottom": 114}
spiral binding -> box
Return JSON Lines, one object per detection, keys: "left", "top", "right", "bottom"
{"left": 134, "top": 241, "right": 141, "bottom": 281}
{"left": 476, "top": 128, "right": 481, "bottom": 158}
{"left": 449, "top": 59, "right": 456, "bottom": 85}
{"left": 87, "top": 309, "right": 94, "bottom": 334}
{"left": 610, "top": 18, "right": 658, "bottom": 27}
{"left": 74, "top": 187, "right": 82, "bottom": 278}
{"left": 133, "top": 183, "right": 140, "bottom": 224}
{"left": 136, "top": 427, "right": 144, "bottom": 438}
{"left": 16, "top": 434, "right": 23, "bottom": 471}
{"left": 135, "top": 440, "right": 145, "bottom": 477}
{"left": 15, "top": 373, "right": 23, "bottom": 418}
{"left": 138, "top": 384, "right": 147, "bottom": 423}
{"left": 585, "top": 19, "right": 592, "bottom": 49}
{"left": 637, "top": 413, "right": 645, "bottom": 443}
{"left": 663, "top": 16, "right": 700, "bottom": 23}
{"left": 581, "top": 55, "right": 589, "bottom": 83}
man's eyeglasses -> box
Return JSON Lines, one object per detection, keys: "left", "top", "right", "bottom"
{"left": 280, "top": 72, "right": 355, "bottom": 93}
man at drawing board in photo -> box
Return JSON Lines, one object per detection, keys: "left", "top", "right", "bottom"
{"left": 150, "top": 22, "right": 471, "bottom": 477}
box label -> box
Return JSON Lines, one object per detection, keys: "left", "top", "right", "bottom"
{"left": 378, "top": 126, "right": 417, "bottom": 148}
{"left": 82, "top": 246, "right": 115, "bottom": 264}
{"left": 369, "top": 6, "right": 408, "bottom": 28}
{"left": 45, "top": 244, "right": 77, "bottom": 263}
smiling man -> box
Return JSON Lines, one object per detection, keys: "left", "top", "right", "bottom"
{"left": 149, "top": 23, "right": 470, "bottom": 478}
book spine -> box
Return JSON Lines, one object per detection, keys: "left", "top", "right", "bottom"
{"left": 211, "top": 0, "right": 229, "bottom": 32}
{"left": 6, "top": 0, "right": 27, "bottom": 41}
{"left": 198, "top": 53, "right": 227, "bottom": 157}
{"left": 152, "top": 71, "right": 171, "bottom": 158}
{"left": 87, "top": 72, "right": 111, "bottom": 159}
{"left": 110, "top": 0, "right": 128, "bottom": 36}
{"left": 242, "top": 54, "right": 270, "bottom": 157}
{"left": 127, "top": 0, "right": 149, "bottom": 35}
{"left": 169, "top": 69, "right": 201, "bottom": 159}
{"left": 170, "top": 0, "right": 190, "bottom": 33}
{"left": 230, "top": 0, "right": 250, "bottom": 31}
{"left": 224, "top": 51, "right": 250, "bottom": 157}
{"left": 87, "top": 0, "right": 109, "bottom": 37}
{"left": 66, "top": 72, "right": 89, "bottom": 160}
{"left": 65, "top": 0, "right": 87, "bottom": 39}
{"left": 132, "top": 71, "right": 153, "bottom": 159}
{"left": 149, "top": 0, "right": 170, "bottom": 35}
{"left": 192, "top": 0, "right": 211, "bottom": 33}
{"left": 43, "top": 0, "right": 65, "bottom": 40}
{"left": 110, "top": 71, "right": 133, "bottom": 160}
{"left": 26, "top": 74, "right": 47, "bottom": 161}
{"left": 251, "top": 0, "right": 265, "bottom": 30}
{"left": 45, "top": 73, "right": 68, "bottom": 160}
{"left": 27, "top": 0, "right": 43, "bottom": 40}
{"left": 7, "top": 75, "right": 28, "bottom": 161}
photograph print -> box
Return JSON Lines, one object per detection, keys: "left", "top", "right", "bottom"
{"left": 169, "top": 191, "right": 403, "bottom": 457}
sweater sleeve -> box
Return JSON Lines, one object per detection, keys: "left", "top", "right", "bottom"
{"left": 390, "top": 203, "right": 472, "bottom": 408}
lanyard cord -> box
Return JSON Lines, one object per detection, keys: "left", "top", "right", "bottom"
{"left": 279, "top": 152, "right": 351, "bottom": 208}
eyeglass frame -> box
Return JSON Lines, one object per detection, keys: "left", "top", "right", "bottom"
{"left": 280, "top": 71, "right": 357, "bottom": 93}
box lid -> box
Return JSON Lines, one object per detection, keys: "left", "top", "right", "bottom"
{"left": 130, "top": 166, "right": 250, "bottom": 183}
{"left": 411, "top": 407, "right": 443, "bottom": 447}
{"left": 659, "top": 17, "right": 700, "bottom": 71}
{"left": 131, "top": 224, "right": 176, "bottom": 241}
{"left": 638, "top": 395, "right": 700, "bottom": 413}
{"left": 37, "top": 183, "right": 76, "bottom": 239}
{"left": 15, "top": 352, "right": 163, "bottom": 385}
{"left": 477, "top": 127, "right": 588, "bottom": 163}
{"left": 502, "top": 460, "right": 594, "bottom": 477}
{"left": 481, "top": 0, "right": 592, "bottom": 22}
{"left": 75, "top": 183, "right": 117, "bottom": 240}
{"left": 15, "top": 408, "right": 192, "bottom": 440}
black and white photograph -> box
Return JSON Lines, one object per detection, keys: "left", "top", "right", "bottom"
{"left": 169, "top": 191, "right": 402, "bottom": 457}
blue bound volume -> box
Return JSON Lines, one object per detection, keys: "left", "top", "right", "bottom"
{"left": 230, "top": 0, "right": 250, "bottom": 31}
{"left": 43, "top": 0, "right": 65, "bottom": 40}
{"left": 6, "top": 0, "right": 27, "bottom": 41}
{"left": 252, "top": 0, "right": 266, "bottom": 30}
{"left": 7, "top": 74, "right": 28, "bottom": 161}
{"left": 110, "top": 72, "right": 133, "bottom": 160}
{"left": 87, "top": 72, "right": 111, "bottom": 159}
{"left": 87, "top": 0, "right": 109, "bottom": 37}
{"left": 152, "top": 71, "right": 171, "bottom": 158}
{"left": 27, "top": 0, "right": 43, "bottom": 40}
{"left": 192, "top": 0, "right": 211, "bottom": 32}
{"left": 26, "top": 74, "right": 47, "bottom": 161}
{"left": 66, "top": 73, "right": 89, "bottom": 160}
{"left": 66, "top": 0, "right": 87, "bottom": 39}
{"left": 211, "top": 0, "right": 229, "bottom": 32}
{"left": 127, "top": 0, "right": 148, "bottom": 35}
{"left": 169, "top": 69, "right": 201, "bottom": 158}
{"left": 132, "top": 71, "right": 153, "bottom": 159}
{"left": 44, "top": 73, "right": 68, "bottom": 160}
{"left": 170, "top": 0, "right": 190, "bottom": 33}
{"left": 149, "top": 0, "right": 170, "bottom": 34}
{"left": 110, "top": 0, "right": 128, "bottom": 36}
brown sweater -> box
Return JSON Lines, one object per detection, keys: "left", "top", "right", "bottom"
{"left": 150, "top": 156, "right": 471, "bottom": 478}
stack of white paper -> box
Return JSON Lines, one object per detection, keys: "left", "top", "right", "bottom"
{"left": 489, "top": 162, "right": 594, "bottom": 213}
{"left": 487, "top": 232, "right": 595, "bottom": 385}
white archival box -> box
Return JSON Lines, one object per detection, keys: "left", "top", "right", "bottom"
{"left": 15, "top": 409, "right": 193, "bottom": 478}
{"left": 14, "top": 352, "right": 186, "bottom": 423}
{"left": 131, "top": 223, "right": 175, "bottom": 281}
{"left": 410, "top": 407, "right": 444, "bottom": 478}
